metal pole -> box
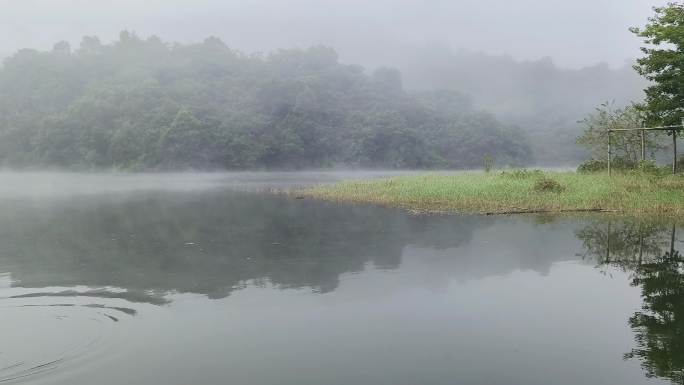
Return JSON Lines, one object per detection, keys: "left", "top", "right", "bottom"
{"left": 671, "top": 223, "right": 676, "bottom": 256}
{"left": 641, "top": 121, "right": 645, "bottom": 162}
{"left": 607, "top": 129, "right": 612, "bottom": 176}
{"left": 638, "top": 231, "right": 643, "bottom": 265}
{"left": 606, "top": 220, "right": 611, "bottom": 264}
{"left": 674, "top": 127, "right": 679, "bottom": 175}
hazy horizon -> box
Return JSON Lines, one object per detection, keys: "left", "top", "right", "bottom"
{"left": 0, "top": 0, "right": 661, "bottom": 169}
{"left": 0, "top": 0, "right": 669, "bottom": 70}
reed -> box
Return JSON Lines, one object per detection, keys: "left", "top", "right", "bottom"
{"left": 296, "top": 170, "right": 684, "bottom": 216}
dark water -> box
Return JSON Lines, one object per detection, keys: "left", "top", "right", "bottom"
{"left": 0, "top": 172, "right": 679, "bottom": 385}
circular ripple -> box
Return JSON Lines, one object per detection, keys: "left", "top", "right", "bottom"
{"left": 0, "top": 290, "right": 138, "bottom": 384}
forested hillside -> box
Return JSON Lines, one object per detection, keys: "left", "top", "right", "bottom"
{"left": 0, "top": 33, "right": 532, "bottom": 170}
{"left": 387, "top": 45, "right": 646, "bottom": 164}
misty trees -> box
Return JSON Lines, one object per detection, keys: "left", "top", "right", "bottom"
{"left": 158, "top": 109, "right": 220, "bottom": 169}
{"left": 412, "top": 90, "right": 531, "bottom": 167}
{"left": 574, "top": 2, "right": 684, "bottom": 172}
{"left": 631, "top": 3, "right": 684, "bottom": 126}
{"left": 0, "top": 32, "right": 534, "bottom": 170}
{"left": 392, "top": 45, "right": 646, "bottom": 165}
{"left": 577, "top": 102, "right": 663, "bottom": 167}
{"left": 573, "top": 3, "right": 684, "bottom": 172}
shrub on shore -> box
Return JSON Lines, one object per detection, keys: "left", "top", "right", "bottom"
{"left": 533, "top": 177, "right": 565, "bottom": 193}
{"left": 578, "top": 157, "right": 637, "bottom": 173}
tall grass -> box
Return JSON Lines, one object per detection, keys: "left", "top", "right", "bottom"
{"left": 298, "top": 170, "right": 684, "bottom": 216}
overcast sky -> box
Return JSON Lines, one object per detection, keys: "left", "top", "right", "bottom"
{"left": 0, "top": 0, "right": 669, "bottom": 69}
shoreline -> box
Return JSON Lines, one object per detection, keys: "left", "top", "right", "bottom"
{"left": 294, "top": 171, "right": 684, "bottom": 217}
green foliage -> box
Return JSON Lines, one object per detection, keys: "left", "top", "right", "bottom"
{"left": 532, "top": 177, "right": 565, "bottom": 193}
{"left": 634, "top": 160, "right": 669, "bottom": 176}
{"left": 500, "top": 168, "right": 543, "bottom": 179}
{"left": 0, "top": 32, "right": 534, "bottom": 170}
{"left": 395, "top": 46, "right": 647, "bottom": 165}
{"left": 577, "top": 102, "right": 664, "bottom": 163}
{"left": 631, "top": 3, "right": 684, "bottom": 127}
{"left": 577, "top": 157, "right": 638, "bottom": 173}
{"left": 303, "top": 172, "right": 684, "bottom": 216}
{"left": 676, "top": 155, "right": 684, "bottom": 172}
{"left": 578, "top": 157, "right": 673, "bottom": 176}
{"left": 483, "top": 154, "right": 494, "bottom": 172}
{"left": 577, "top": 159, "right": 604, "bottom": 173}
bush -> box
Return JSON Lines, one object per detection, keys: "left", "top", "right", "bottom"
{"left": 676, "top": 155, "right": 684, "bottom": 172}
{"left": 577, "top": 159, "right": 605, "bottom": 172}
{"left": 533, "top": 177, "right": 565, "bottom": 193}
{"left": 500, "top": 168, "right": 543, "bottom": 179}
{"left": 631, "top": 160, "right": 668, "bottom": 176}
{"left": 577, "top": 157, "right": 637, "bottom": 173}
{"left": 578, "top": 157, "right": 674, "bottom": 176}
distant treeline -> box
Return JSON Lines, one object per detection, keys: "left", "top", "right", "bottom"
{"left": 390, "top": 45, "right": 646, "bottom": 164}
{"left": 0, "top": 32, "right": 532, "bottom": 170}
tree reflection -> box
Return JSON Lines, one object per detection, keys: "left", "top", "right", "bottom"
{"left": 625, "top": 247, "right": 684, "bottom": 384}
{"left": 0, "top": 190, "right": 493, "bottom": 304}
{"left": 576, "top": 220, "right": 670, "bottom": 268}
{"left": 578, "top": 219, "right": 684, "bottom": 383}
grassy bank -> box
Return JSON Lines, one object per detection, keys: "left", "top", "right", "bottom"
{"left": 297, "top": 170, "right": 684, "bottom": 216}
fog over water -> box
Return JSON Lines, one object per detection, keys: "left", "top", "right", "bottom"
{"left": 0, "top": 172, "right": 678, "bottom": 385}
{"left": 0, "top": 171, "right": 430, "bottom": 198}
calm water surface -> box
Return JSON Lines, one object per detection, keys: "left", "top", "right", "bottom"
{"left": 0, "top": 172, "right": 679, "bottom": 384}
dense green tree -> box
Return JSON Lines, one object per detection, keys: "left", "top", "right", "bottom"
{"left": 0, "top": 32, "right": 534, "bottom": 170}
{"left": 631, "top": 3, "right": 684, "bottom": 126}
{"left": 158, "top": 109, "right": 219, "bottom": 169}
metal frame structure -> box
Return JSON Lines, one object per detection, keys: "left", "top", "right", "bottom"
{"left": 607, "top": 119, "right": 684, "bottom": 176}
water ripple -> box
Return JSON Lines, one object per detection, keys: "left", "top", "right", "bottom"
{"left": 0, "top": 288, "right": 143, "bottom": 384}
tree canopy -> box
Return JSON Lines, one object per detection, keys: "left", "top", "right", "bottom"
{"left": 0, "top": 32, "right": 533, "bottom": 170}
{"left": 631, "top": 2, "right": 684, "bottom": 126}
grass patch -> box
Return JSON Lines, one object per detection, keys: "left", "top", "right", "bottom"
{"left": 533, "top": 177, "right": 565, "bottom": 193}
{"left": 295, "top": 170, "right": 684, "bottom": 216}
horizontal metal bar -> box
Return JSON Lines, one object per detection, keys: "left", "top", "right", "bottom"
{"left": 609, "top": 125, "right": 684, "bottom": 132}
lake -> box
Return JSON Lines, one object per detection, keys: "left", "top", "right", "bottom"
{"left": 0, "top": 172, "right": 678, "bottom": 385}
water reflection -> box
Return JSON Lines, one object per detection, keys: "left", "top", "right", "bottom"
{"left": 2, "top": 179, "right": 680, "bottom": 385}
{"left": 0, "top": 188, "right": 537, "bottom": 383}
{"left": 578, "top": 220, "right": 684, "bottom": 384}
{"left": 0, "top": 190, "right": 500, "bottom": 302}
